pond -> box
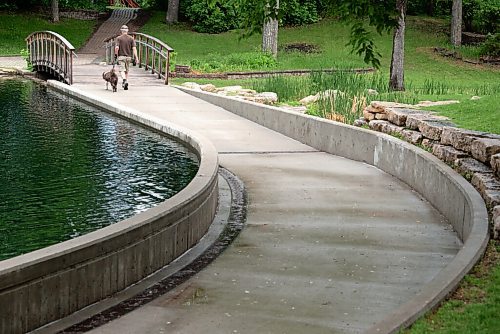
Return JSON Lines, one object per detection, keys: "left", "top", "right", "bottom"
{"left": 0, "top": 78, "right": 199, "bottom": 261}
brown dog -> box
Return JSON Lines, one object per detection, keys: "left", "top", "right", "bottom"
{"left": 102, "top": 68, "right": 118, "bottom": 92}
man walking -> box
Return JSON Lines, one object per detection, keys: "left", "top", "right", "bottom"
{"left": 114, "top": 25, "right": 138, "bottom": 90}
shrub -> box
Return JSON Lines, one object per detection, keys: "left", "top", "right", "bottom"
{"left": 281, "top": 0, "right": 322, "bottom": 26}
{"left": 184, "top": 0, "right": 240, "bottom": 33}
{"left": 480, "top": 33, "right": 500, "bottom": 57}
{"left": 463, "top": 0, "right": 499, "bottom": 34}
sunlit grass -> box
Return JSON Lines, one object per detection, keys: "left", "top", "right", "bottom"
{"left": 0, "top": 12, "right": 97, "bottom": 55}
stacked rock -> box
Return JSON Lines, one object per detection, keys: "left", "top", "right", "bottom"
{"left": 359, "top": 101, "right": 500, "bottom": 238}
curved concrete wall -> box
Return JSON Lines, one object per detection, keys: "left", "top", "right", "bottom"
{"left": 0, "top": 81, "right": 220, "bottom": 334}
{"left": 177, "top": 87, "right": 490, "bottom": 334}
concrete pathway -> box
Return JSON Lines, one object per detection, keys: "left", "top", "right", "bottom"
{"left": 48, "top": 60, "right": 462, "bottom": 333}
{"left": 78, "top": 8, "right": 138, "bottom": 56}
{"left": 0, "top": 12, "right": 463, "bottom": 330}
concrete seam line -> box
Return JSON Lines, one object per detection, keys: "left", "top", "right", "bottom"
{"left": 175, "top": 86, "right": 490, "bottom": 334}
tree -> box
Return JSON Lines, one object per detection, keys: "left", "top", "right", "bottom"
{"left": 262, "top": 0, "right": 279, "bottom": 57}
{"left": 52, "top": 0, "right": 59, "bottom": 22}
{"left": 450, "top": 0, "right": 462, "bottom": 46}
{"left": 389, "top": 0, "right": 407, "bottom": 91}
{"left": 166, "top": 0, "right": 179, "bottom": 24}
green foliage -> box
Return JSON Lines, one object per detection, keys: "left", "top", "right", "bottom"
{"left": 326, "top": 0, "right": 400, "bottom": 69}
{"left": 4, "top": 0, "right": 109, "bottom": 11}
{"left": 19, "top": 48, "right": 32, "bottom": 70}
{"left": 184, "top": 0, "right": 240, "bottom": 33}
{"left": 463, "top": 0, "right": 500, "bottom": 34}
{"left": 190, "top": 51, "right": 277, "bottom": 72}
{"left": 480, "top": 33, "right": 500, "bottom": 57}
{"left": 280, "top": 0, "right": 322, "bottom": 26}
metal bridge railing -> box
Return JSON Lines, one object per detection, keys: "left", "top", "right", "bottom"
{"left": 104, "top": 32, "right": 174, "bottom": 85}
{"left": 25, "top": 31, "right": 76, "bottom": 85}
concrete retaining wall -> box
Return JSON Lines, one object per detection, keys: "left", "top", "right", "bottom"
{"left": 0, "top": 81, "right": 220, "bottom": 334}
{"left": 177, "top": 87, "right": 490, "bottom": 334}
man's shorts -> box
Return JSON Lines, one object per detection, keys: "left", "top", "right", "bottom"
{"left": 117, "top": 56, "right": 132, "bottom": 73}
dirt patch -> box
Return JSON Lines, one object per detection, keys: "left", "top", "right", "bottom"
{"left": 282, "top": 42, "right": 321, "bottom": 54}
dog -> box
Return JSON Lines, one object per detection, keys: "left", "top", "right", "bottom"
{"left": 102, "top": 68, "right": 118, "bottom": 92}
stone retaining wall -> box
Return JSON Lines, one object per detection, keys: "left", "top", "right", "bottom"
{"left": 361, "top": 101, "right": 500, "bottom": 239}
{"left": 176, "top": 86, "right": 489, "bottom": 334}
{"left": 0, "top": 81, "right": 220, "bottom": 334}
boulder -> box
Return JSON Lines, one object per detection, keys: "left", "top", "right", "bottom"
{"left": 221, "top": 85, "right": 243, "bottom": 92}
{"left": 471, "top": 138, "right": 500, "bottom": 164}
{"left": 386, "top": 108, "right": 422, "bottom": 126}
{"left": 471, "top": 173, "right": 500, "bottom": 209}
{"left": 454, "top": 158, "right": 492, "bottom": 179}
{"left": 421, "top": 138, "right": 439, "bottom": 151}
{"left": 181, "top": 82, "right": 201, "bottom": 90}
{"left": 491, "top": 153, "right": 500, "bottom": 178}
{"left": 401, "top": 129, "right": 423, "bottom": 145}
{"left": 440, "top": 127, "right": 487, "bottom": 153}
{"left": 363, "top": 109, "right": 376, "bottom": 121}
{"left": 199, "top": 84, "right": 217, "bottom": 92}
{"left": 369, "top": 120, "right": 390, "bottom": 132}
{"left": 252, "top": 92, "right": 278, "bottom": 104}
{"left": 299, "top": 95, "right": 319, "bottom": 105}
{"left": 418, "top": 120, "right": 455, "bottom": 141}
{"left": 432, "top": 145, "right": 469, "bottom": 164}
{"left": 354, "top": 118, "right": 368, "bottom": 127}
{"left": 374, "top": 112, "right": 388, "bottom": 120}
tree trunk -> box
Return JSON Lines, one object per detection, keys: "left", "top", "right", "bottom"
{"left": 52, "top": 0, "right": 59, "bottom": 23}
{"left": 166, "top": 0, "right": 179, "bottom": 24}
{"left": 389, "top": 0, "right": 407, "bottom": 91}
{"left": 451, "top": 0, "right": 462, "bottom": 46}
{"left": 262, "top": 0, "right": 279, "bottom": 58}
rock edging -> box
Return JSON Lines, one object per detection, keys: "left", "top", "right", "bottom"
{"left": 359, "top": 101, "right": 500, "bottom": 238}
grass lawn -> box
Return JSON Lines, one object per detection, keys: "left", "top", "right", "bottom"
{"left": 0, "top": 12, "right": 97, "bottom": 55}
{"left": 141, "top": 12, "right": 499, "bottom": 134}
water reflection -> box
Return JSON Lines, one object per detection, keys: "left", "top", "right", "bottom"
{"left": 0, "top": 78, "right": 199, "bottom": 260}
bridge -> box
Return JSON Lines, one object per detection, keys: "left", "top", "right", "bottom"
{"left": 26, "top": 30, "right": 173, "bottom": 85}
{"left": 0, "top": 12, "right": 489, "bottom": 334}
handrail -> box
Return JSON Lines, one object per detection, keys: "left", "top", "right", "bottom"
{"left": 104, "top": 32, "right": 174, "bottom": 85}
{"left": 25, "top": 31, "right": 76, "bottom": 85}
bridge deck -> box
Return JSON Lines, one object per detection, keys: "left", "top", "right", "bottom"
{"left": 54, "top": 59, "right": 461, "bottom": 333}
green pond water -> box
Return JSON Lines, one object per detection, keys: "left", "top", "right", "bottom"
{"left": 0, "top": 78, "right": 199, "bottom": 261}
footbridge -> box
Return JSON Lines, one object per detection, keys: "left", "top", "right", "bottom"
{"left": 26, "top": 29, "right": 173, "bottom": 85}
{"left": 1, "top": 26, "right": 489, "bottom": 334}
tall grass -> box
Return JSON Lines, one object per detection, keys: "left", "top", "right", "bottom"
{"left": 249, "top": 71, "right": 500, "bottom": 128}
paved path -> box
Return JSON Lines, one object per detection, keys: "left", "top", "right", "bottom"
{"left": 0, "top": 11, "right": 463, "bottom": 332}
{"left": 78, "top": 8, "right": 138, "bottom": 56}
{"left": 49, "top": 59, "right": 461, "bottom": 333}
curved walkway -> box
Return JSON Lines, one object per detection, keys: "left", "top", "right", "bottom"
{"left": 40, "top": 60, "right": 461, "bottom": 333}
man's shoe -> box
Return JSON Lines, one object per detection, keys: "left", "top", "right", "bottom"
{"left": 124, "top": 82, "right": 129, "bottom": 90}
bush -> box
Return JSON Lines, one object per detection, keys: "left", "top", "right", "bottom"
{"left": 480, "top": 33, "right": 500, "bottom": 57}
{"left": 184, "top": 0, "right": 240, "bottom": 33}
{"left": 281, "top": 0, "right": 322, "bottom": 26}
{"left": 463, "top": 0, "right": 499, "bottom": 34}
